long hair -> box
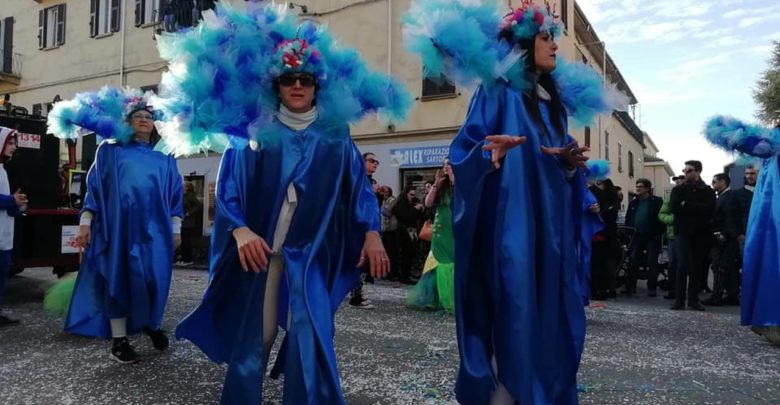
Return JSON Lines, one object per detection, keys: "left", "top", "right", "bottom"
{"left": 0, "top": 133, "right": 16, "bottom": 164}
{"left": 510, "top": 35, "right": 566, "bottom": 141}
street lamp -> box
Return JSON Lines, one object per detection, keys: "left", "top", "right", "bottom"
{"left": 289, "top": 2, "right": 308, "bottom": 14}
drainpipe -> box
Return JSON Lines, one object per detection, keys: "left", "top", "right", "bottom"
{"left": 119, "top": 0, "right": 127, "bottom": 86}
{"left": 387, "top": 0, "right": 392, "bottom": 75}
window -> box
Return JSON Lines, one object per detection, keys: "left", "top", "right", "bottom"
{"left": 422, "top": 73, "right": 456, "bottom": 99}
{"left": 91, "top": 0, "right": 121, "bottom": 37}
{"left": 584, "top": 126, "right": 591, "bottom": 147}
{"left": 604, "top": 131, "right": 609, "bottom": 160}
{"left": 135, "top": 0, "right": 161, "bottom": 26}
{"left": 38, "top": 5, "right": 66, "bottom": 49}
{"left": 618, "top": 142, "right": 623, "bottom": 173}
{"left": 628, "top": 150, "right": 635, "bottom": 178}
{"left": 560, "top": 0, "right": 568, "bottom": 32}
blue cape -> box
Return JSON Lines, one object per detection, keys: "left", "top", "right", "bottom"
{"left": 65, "top": 141, "right": 184, "bottom": 338}
{"left": 175, "top": 119, "right": 379, "bottom": 404}
{"left": 741, "top": 156, "right": 780, "bottom": 328}
{"left": 450, "top": 84, "right": 599, "bottom": 405}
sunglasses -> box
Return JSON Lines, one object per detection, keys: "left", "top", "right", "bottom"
{"left": 278, "top": 74, "right": 317, "bottom": 87}
{"left": 683, "top": 169, "right": 694, "bottom": 174}
{"left": 366, "top": 158, "right": 380, "bottom": 165}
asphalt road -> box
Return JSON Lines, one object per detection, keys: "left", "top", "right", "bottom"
{"left": 1, "top": 268, "right": 778, "bottom": 404}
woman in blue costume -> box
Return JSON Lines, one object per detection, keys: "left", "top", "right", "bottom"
{"left": 407, "top": 157, "right": 456, "bottom": 313}
{"left": 149, "top": 4, "right": 410, "bottom": 404}
{"left": 403, "top": 1, "right": 624, "bottom": 403}
{"left": 46, "top": 87, "right": 184, "bottom": 363}
{"left": 704, "top": 116, "right": 780, "bottom": 345}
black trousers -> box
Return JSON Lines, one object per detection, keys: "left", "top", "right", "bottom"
{"left": 626, "top": 235, "right": 661, "bottom": 293}
{"left": 675, "top": 234, "right": 710, "bottom": 306}
{"left": 382, "top": 229, "right": 401, "bottom": 280}
{"left": 710, "top": 238, "right": 740, "bottom": 301}
{"left": 180, "top": 227, "right": 195, "bottom": 262}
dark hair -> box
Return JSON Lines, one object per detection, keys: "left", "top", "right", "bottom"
{"left": 636, "top": 178, "right": 652, "bottom": 189}
{"left": 362, "top": 152, "right": 375, "bottom": 159}
{"left": 671, "top": 175, "right": 684, "bottom": 181}
{"left": 684, "top": 160, "right": 703, "bottom": 172}
{"left": 512, "top": 35, "right": 566, "bottom": 140}
{"left": 714, "top": 173, "right": 730, "bottom": 186}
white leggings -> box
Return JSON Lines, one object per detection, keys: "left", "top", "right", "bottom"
{"left": 490, "top": 355, "right": 516, "bottom": 405}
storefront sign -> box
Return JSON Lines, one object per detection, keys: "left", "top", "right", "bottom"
{"left": 17, "top": 132, "right": 41, "bottom": 150}
{"left": 389, "top": 146, "right": 449, "bottom": 168}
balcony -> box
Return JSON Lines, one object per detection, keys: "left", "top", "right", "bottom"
{"left": 0, "top": 51, "right": 22, "bottom": 85}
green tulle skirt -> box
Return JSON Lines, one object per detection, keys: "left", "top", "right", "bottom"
{"left": 406, "top": 252, "right": 455, "bottom": 314}
{"left": 43, "top": 271, "right": 78, "bottom": 318}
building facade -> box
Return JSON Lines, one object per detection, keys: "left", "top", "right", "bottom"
{"left": 0, "top": 0, "right": 660, "bottom": 225}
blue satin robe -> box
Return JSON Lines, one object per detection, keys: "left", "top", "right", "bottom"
{"left": 66, "top": 140, "right": 184, "bottom": 338}
{"left": 175, "top": 119, "right": 379, "bottom": 405}
{"left": 741, "top": 156, "right": 780, "bottom": 328}
{"left": 450, "top": 84, "right": 599, "bottom": 405}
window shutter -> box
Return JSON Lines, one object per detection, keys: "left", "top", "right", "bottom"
{"left": 135, "top": 0, "right": 143, "bottom": 27}
{"left": 111, "top": 0, "right": 121, "bottom": 33}
{"left": 38, "top": 10, "right": 45, "bottom": 49}
{"left": 90, "top": 0, "right": 98, "bottom": 38}
{"left": 56, "top": 4, "right": 66, "bottom": 46}
{"left": 3, "top": 18, "right": 13, "bottom": 73}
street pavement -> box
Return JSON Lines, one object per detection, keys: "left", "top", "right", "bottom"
{"left": 1, "top": 268, "right": 779, "bottom": 405}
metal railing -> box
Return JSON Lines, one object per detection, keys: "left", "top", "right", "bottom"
{"left": 0, "top": 49, "right": 23, "bottom": 78}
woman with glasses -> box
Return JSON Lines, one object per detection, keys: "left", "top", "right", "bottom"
{"left": 158, "top": 5, "right": 410, "bottom": 404}
{"left": 47, "top": 87, "right": 184, "bottom": 363}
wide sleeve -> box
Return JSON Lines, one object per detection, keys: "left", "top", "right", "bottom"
{"left": 168, "top": 155, "right": 184, "bottom": 219}
{"left": 0, "top": 194, "right": 18, "bottom": 214}
{"left": 450, "top": 85, "right": 504, "bottom": 179}
{"left": 82, "top": 142, "right": 109, "bottom": 219}
{"left": 215, "top": 148, "right": 247, "bottom": 231}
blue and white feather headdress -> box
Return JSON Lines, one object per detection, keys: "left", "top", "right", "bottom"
{"left": 152, "top": 2, "right": 412, "bottom": 156}
{"left": 703, "top": 115, "right": 780, "bottom": 165}
{"left": 47, "top": 87, "right": 158, "bottom": 143}
{"left": 403, "top": 0, "right": 628, "bottom": 127}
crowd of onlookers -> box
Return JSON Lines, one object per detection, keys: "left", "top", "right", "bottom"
{"left": 589, "top": 160, "right": 758, "bottom": 311}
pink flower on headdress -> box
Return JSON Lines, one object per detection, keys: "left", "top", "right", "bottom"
{"left": 533, "top": 11, "right": 545, "bottom": 26}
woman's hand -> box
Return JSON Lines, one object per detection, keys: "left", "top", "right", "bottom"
{"left": 357, "top": 231, "right": 389, "bottom": 279}
{"left": 233, "top": 226, "right": 273, "bottom": 273}
{"left": 482, "top": 135, "right": 528, "bottom": 169}
{"left": 541, "top": 141, "right": 590, "bottom": 169}
{"left": 588, "top": 203, "right": 600, "bottom": 214}
{"left": 173, "top": 234, "right": 182, "bottom": 249}
{"left": 76, "top": 225, "right": 91, "bottom": 248}
{"left": 13, "top": 189, "right": 28, "bottom": 207}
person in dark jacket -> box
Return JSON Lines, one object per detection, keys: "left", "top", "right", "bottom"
{"left": 178, "top": 181, "right": 202, "bottom": 265}
{"left": 589, "top": 179, "right": 621, "bottom": 300}
{"left": 733, "top": 166, "right": 758, "bottom": 253}
{"left": 623, "top": 178, "right": 665, "bottom": 296}
{"left": 703, "top": 173, "right": 741, "bottom": 306}
{"left": 670, "top": 160, "right": 716, "bottom": 311}
{"left": 392, "top": 185, "right": 424, "bottom": 284}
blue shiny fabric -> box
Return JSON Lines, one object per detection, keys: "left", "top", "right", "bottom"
{"left": 450, "top": 84, "right": 597, "bottom": 405}
{"left": 579, "top": 190, "right": 603, "bottom": 306}
{"left": 175, "top": 119, "right": 379, "bottom": 405}
{"left": 741, "top": 156, "right": 780, "bottom": 328}
{"left": 65, "top": 141, "right": 184, "bottom": 338}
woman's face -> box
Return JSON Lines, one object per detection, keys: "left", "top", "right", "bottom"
{"left": 407, "top": 189, "right": 416, "bottom": 202}
{"left": 129, "top": 109, "right": 155, "bottom": 137}
{"left": 443, "top": 158, "right": 453, "bottom": 177}
{"left": 3, "top": 136, "right": 17, "bottom": 158}
{"left": 278, "top": 73, "right": 316, "bottom": 113}
{"left": 534, "top": 32, "right": 558, "bottom": 74}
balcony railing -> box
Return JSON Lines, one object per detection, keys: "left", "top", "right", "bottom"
{"left": 0, "top": 50, "right": 22, "bottom": 85}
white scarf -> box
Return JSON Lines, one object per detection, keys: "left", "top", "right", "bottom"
{"left": 277, "top": 105, "right": 318, "bottom": 131}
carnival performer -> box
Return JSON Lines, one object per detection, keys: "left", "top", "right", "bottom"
{"left": 704, "top": 115, "right": 780, "bottom": 346}
{"left": 407, "top": 157, "right": 456, "bottom": 313}
{"left": 403, "top": 0, "right": 626, "bottom": 403}
{"left": 46, "top": 87, "right": 184, "bottom": 363}
{"left": 152, "top": 4, "right": 410, "bottom": 404}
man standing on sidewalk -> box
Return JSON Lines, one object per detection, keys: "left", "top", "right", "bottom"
{"left": 349, "top": 152, "right": 381, "bottom": 309}
{"left": 623, "top": 178, "right": 664, "bottom": 296}
{"left": 670, "top": 160, "right": 716, "bottom": 311}
{"left": 703, "top": 173, "right": 740, "bottom": 306}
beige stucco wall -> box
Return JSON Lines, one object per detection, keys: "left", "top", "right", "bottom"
{"left": 1, "top": 0, "right": 650, "bottom": 195}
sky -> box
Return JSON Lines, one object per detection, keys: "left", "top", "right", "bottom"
{"left": 576, "top": 0, "right": 780, "bottom": 181}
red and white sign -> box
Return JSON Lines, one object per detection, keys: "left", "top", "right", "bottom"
{"left": 17, "top": 132, "right": 41, "bottom": 150}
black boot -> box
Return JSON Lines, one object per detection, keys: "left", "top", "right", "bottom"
{"left": 143, "top": 328, "right": 170, "bottom": 351}
{"left": 110, "top": 337, "right": 140, "bottom": 363}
